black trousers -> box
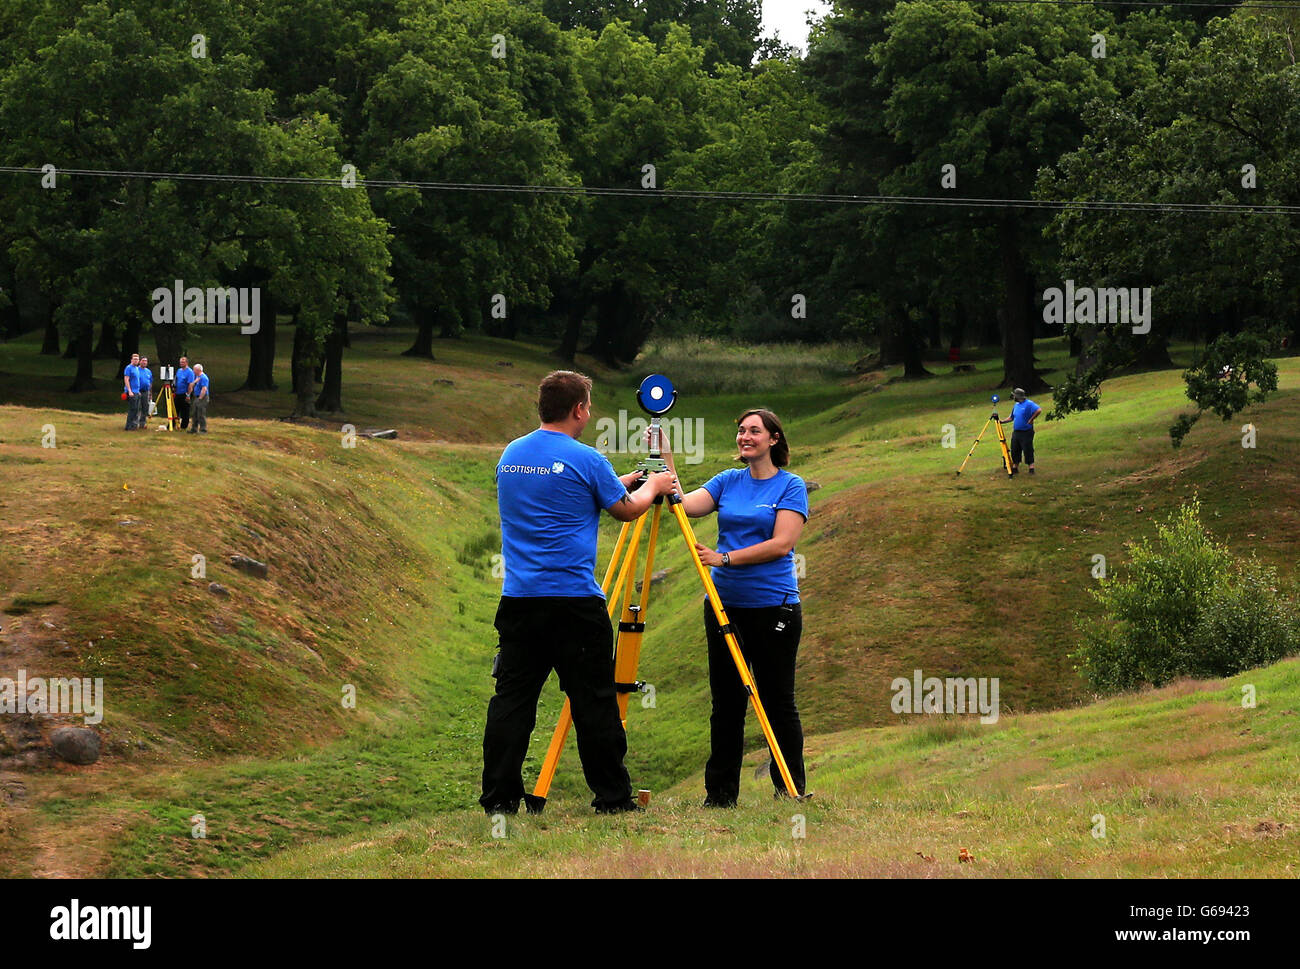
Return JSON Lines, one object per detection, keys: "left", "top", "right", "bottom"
{"left": 176, "top": 393, "right": 191, "bottom": 429}
{"left": 480, "top": 596, "right": 632, "bottom": 813}
{"left": 704, "top": 599, "right": 805, "bottom": 803}
{"left": 1010, "top": 428, "right": 1035, "bottom": 466}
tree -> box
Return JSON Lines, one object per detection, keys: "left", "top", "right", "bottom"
{"left": 804, "top": 0, "right": 1128, "bottom": 387}
{"left": 358, "top": 0, "right": 578, "bottom": 361}
{"left": 1043, "top": 10, "right": 1300, "bottom": 438}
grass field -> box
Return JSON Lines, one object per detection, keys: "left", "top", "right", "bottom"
{"left": 0, "top": 325, "right": 1296, "bottom": 877}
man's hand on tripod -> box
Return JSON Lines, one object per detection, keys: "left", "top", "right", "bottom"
{"left": 645, "top": 469, "right": 677, "bottom": 497}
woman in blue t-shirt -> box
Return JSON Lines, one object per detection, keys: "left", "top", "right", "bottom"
{"left": 660, "top": 408, "right": 810, "bottom": 806}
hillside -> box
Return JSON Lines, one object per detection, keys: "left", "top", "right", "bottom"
{"left": 254, "top": 658, "right": 1300, "bottom": 878}
{"left": 0, "top": 328, "right": 1296, "bottom": 876}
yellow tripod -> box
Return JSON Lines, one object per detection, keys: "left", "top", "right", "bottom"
{"left": 956, "top": 397, "right": 1014, "bottom": 477}
{"left": 529, "top": 457, "right": 804, "bottom": 813}
{"left": 150, "top": 382, "right": 179, "bottom": 431}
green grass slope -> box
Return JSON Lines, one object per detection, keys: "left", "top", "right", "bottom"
{"left": 252, "top": 658, "right": 1300, "bottom": 878}
{"left": 0, "top": 331, "right": 1295, "bottom": 876}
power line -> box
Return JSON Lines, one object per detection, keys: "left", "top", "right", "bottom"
{"left": 954, "top": 1, "right": 1297, "bottom": 10}
{"left": 1, "top": 164, "right": 1295, "bottom": 216}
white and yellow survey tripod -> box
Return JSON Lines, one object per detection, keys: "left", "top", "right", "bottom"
{"left": 528, "top": 374, "right": 806, "bottom": 812}
{"left": 145, "top": 366, "right": 180, "bottom": 431}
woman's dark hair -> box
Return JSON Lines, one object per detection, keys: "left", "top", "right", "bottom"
{"left": 736, "top": 408, "right": 789, "bottom": 467}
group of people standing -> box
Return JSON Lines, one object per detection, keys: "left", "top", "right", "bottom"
{"left": 122, "top": 353, "right": 211, "bottom": 433}
{"left": 481, "top": 370, "right": 809, "bottom": 815}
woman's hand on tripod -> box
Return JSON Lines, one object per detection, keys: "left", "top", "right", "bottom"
{"left": 695, "top": 543, "right": 724, "bottom": 567}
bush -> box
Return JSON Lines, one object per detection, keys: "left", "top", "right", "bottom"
{"left": 1073, "top": 499, "right": 1300, "bottom": 693}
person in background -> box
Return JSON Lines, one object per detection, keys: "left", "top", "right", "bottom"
{"left": 188, "top": 364, "right": 210, "bottom": 434}
{"left": 1000, "top": 387, "right": 1042, "bottom": 475}
{"left": 137, "top": 356, "right": 153, "bottom": 427}
{"left": 122, "top": 353, "right": 141, "bottom": 431}
{"left": 174, "top": 356, "right": 195, "bottom": 430}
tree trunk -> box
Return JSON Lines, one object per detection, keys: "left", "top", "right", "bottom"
{"left": 240, "top": 289, "right": 278, "bottom": 390}
{"left": 92, "top": 319, "right": 119, "bottom": 359}
{"left": 979, "top": 306, "right": 1001, "bottom": 349}
{"left": 1134, "top": 334, "right": 1173, "bottom": 369}
{"left": 41, "top": 304, "right": 61, "bottom": 355}
{"left": 1, "top": 283, "right": 21, "bottom": 341}
{"left": 151, "top": 314, "right": 183, "bottom": 375}
{"left": 290, "top": 323, "right": 318, "bottom": 418}
{"left": 402, "top": 305, "right": 435, "bottom": 358}
{"left": 998, "top": 218, "right": 1047, "bottom": 392}
{"left": 555, "top": 291, "right": 586, "bottom": 362}
{"left": 885, "top": 304, "right": 932, "bottom": 379}
{"left": 67, "top": 323, "right": 95, "bottom": 392}
{"left": 1075, "top": 324, "right": 1100, "bottom": 374}
{"left": 584, "top": 287, "right": 623, "bottom": 366}
{"left": 314, "top": 312, "right": 345, "bottom": 413}
{"left": 109, "top": 317, "right": 142, "bottom": 372}
{"left": 950, "top": 301, "right": 967, "bottom": 352}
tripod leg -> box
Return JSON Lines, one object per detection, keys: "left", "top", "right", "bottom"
{"left": 614, "top": 503, "right": 661, "bottom": 727}
{"left": 956, "top": 418, "right": 994, "bottom": 476}
{"left": 531, "top": 515, "right": 646, "bottom": 808}
{"left": 667, "top": 498, "right": 802, "bottom": 798}
{"left": 996, "top": 420, "right": 1013, "bottom": 476}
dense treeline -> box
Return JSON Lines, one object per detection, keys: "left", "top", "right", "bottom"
{"left": 0, "top": 1, "right": 1295, "bottom": 428}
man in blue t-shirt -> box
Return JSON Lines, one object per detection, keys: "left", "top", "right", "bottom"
{"left": 1000, "top": 387, "right": 1042, "bottom": 474}
{"left": 481, "top": 370, "right": 676, "bottom": 816}
{"left": 188, "top": 364, "right": 210, "bottom": 434}
{"left": 122, "top": 353, "right": 141, "bottom": 430}
{"left": 138, "top": 357, "right": 153, "bottom": 426}
{"left": 174, "top": 356, "right": 195, "bottom": 430}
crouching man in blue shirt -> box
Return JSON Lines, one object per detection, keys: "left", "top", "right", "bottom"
{"left": 480, "top": 370, "right": 677, "bottom": 815}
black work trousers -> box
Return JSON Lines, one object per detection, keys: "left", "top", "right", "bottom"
{"left": 1010, "top": 428, "right": 1035, "bottom": 466}
{"left": 704, "top": 599, "right": 805, "bottom": 803}
{"left": 480, "top": 596, "right": 632, "bottom": 813}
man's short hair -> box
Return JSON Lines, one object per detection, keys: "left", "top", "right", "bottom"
{"left": 194, "top": 364, "right": 203, "bottom": 372}
{"left": 538, "top": 371, "right": 592, "bottom": 423}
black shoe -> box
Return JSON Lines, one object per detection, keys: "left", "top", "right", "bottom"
{"left": 1028, "top": 468, "right": 1035, "bottom": 474}
{"left": 775, "top": 789, "right": 813, "bottom": 801}
{"left": 200, "top": 429, "right": 208, "bottom": 433}
{"left": 593, "top": 799, "right": 641, "bottom": 814}
{"left": 702, "top": 796, "right": 737, "bottom": 809}
{"left": 482, "top": 802, "right": 519, "bottom": 816}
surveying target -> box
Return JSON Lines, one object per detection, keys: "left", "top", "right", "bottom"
{"left": 636, "top": 374, "right": 677, "bottom": 415}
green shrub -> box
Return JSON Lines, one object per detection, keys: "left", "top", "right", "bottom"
{"left": 1073, "top": 499, "right": 1300, "bottom": 693}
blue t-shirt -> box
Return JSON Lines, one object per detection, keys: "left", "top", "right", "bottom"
{"left": 1012, "top": 399, "right": 1040, "bottom": 431}
{"left": 497, "top": 428, "right": 630, "bottom": 598}
{"left": 175, "top": 367, "right": 195, "bottom": 394}
{"left": 702, "top": 468, "right": 809, "bottom": 608}
{"left": 124, "top": 365, "right": 140, "bottom": 393}
{"left": 193, "top": 373, "right": 210, "bottom": 398}
{"left": 139, "top": 368, "right": 153, "bottom": 392}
